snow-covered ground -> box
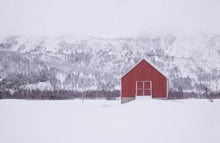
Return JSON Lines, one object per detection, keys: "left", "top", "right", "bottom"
{"left": 0, "top": 99, "right": 219, "bottom": 143}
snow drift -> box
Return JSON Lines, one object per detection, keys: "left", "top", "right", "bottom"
{"left": 0, "top": 99, "right": 219, "bottom": 143}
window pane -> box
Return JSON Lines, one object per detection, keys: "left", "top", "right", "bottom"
{"left": 144, "top": 82, "right": 150, "bottom": 89}
{"left": 137, "top": 82, "right": 143, "bottom": 88}
{"left": 137, "top": 90, "right": 143, "bottom": 96}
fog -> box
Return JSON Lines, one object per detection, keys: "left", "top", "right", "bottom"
{"left": 0, "top": 0, "right": 220, "bottom": 37}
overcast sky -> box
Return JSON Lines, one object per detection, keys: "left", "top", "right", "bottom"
{"left": 0, "top": 0, "right": 220, "bottom": 37}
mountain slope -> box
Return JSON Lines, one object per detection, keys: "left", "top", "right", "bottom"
{"left": 0, "top": 33, "right": 220, "bottom": 93}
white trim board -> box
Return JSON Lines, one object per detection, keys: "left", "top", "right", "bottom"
{"left": 136, "top": 80, "right": 152, "bottom": 97}
{"left": 121, "top": 58, "right": 168, "bottom": 79}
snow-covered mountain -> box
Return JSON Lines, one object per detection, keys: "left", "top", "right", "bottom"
{"left": 0, "top": 33, "right": 220, "bottom": 93}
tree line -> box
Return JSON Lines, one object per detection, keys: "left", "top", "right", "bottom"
{"left": 0, "top": 89, "right": 219, "bottom": 100}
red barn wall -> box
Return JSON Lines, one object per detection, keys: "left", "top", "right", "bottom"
{"left": 121, "top": 60, "right": 167, "bottom": 99}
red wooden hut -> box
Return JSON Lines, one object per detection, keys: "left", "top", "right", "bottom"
{"left": 121, "top": 59, "right": 168, "bottom": 104}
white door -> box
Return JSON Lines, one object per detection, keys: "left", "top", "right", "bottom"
{"left": 136, "top": 81, "right": 152, "bottom": 96}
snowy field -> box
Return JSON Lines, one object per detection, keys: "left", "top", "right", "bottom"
{"left": 0, "top": 98, "right": 220, "bottom": 143}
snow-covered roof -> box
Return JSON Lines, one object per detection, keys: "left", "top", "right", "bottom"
{"left": 121, "top": 58, "right": 168, "bottom": 79}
